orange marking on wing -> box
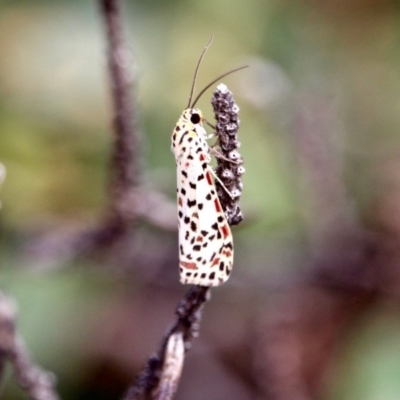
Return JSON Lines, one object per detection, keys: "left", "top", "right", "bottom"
{"left": 178, "top": 197, "right": 183, "bottom": 206}
{"left": 199, "top": 154, "right": 205, "bottom": 161}
{"left": 206, "top": 171, "right": 212, "bottom": 185}
{"left": 185, "top": 162, "right": 189, "bottom": 168}
{"left": 222, "top": 250, "right": 232, "bottom": 258}
{"left": 211, "top": 257, "right": 220, "bottom": 267}
{"left": 221, "top": 225, "right": 229, "bottom": 239}
{"left": 196, "top": 236, "right": 204, "bottom": 242}
{"left": 180, "top": 261, "right": 198, "bottom": 270}
{"left": 214, "top": 199, "right": 222, "bottom": 212}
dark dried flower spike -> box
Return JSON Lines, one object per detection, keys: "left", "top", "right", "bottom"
{"left": 212, "top": 83, "right": 245, "bottom": 226}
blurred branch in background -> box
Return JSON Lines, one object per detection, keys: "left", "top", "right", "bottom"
{"left": 253, "top": 91, "right": 400, "bottom": 400}
{"left": 0, "top": 292, "right": 60, "bottom": 400}
{"left": 100, "top": 0, "right": 140, "bottom": 233}
{"left": 0, "top": 167, "right": 60, "bottom": 399}
{"left": 294, "top": 94, "right": 356, "bottom": 239}
{"left": 24, "top": 0, "right": 176, "bottom": 268}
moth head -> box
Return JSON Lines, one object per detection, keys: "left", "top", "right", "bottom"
{"left": 171, "top": 108, "right": 204, "bottom": 156}
{"left": 182, "top": 108, "right": 204, "bottom": 126}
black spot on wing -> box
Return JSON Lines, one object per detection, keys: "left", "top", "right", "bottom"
{"left": 187, "top": 199, "right": 196, "bottom": 207}
{"left": 179, "top": 130, "right": 189, "bottom": 145}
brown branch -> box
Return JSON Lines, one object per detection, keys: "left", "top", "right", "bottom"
{"left": 124, "top": 286, "right": 210, "bottom": 400}
{"left": 100, "top": 0, "right": 141, "bottom": 224}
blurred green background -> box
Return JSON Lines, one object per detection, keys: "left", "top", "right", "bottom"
{"left": 2, "top": 0, "right": 400, "bottom": 399}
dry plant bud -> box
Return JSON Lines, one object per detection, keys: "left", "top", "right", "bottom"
{"left": 212, "top": 84, "right": 245, "bottom": 226}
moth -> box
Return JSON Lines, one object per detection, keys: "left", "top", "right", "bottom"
{"left": 171, "top": 37, "right": 245, "bottom": 286}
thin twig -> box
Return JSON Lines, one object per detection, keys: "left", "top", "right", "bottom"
{"left": 123, "top": 286, "right": 210, "bottom": 400}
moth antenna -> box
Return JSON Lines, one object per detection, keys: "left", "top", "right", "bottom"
{"left": 187, "top": 35, "right": 214, "bottom": 108}
{"left": 191, "top": 65, "right": 248, "bottom": 109}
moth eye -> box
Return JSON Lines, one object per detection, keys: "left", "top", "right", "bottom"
{"left": 190, "top": 113, "right": 201, "bottom": 124}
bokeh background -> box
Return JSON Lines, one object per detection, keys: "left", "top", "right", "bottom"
{"left": 2, "top": 0, "right": 400, "bottom": 399}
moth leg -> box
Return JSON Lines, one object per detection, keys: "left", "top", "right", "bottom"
{"left": 208, "top": 146, "right": 240, "bottom": 164}
{"left": 208, "top": 168, "right": 234, "bottom": 199}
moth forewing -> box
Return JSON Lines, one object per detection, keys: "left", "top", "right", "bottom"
{"left": 172, "top": 108, "right": 234, "bottom": 287}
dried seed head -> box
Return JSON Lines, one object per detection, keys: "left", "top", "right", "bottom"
{"left": 211, "top": 84, "right": 245, "bottom": 226}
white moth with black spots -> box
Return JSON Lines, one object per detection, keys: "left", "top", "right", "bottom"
{"left": 171, "top": 108, "right": 233, "bottom": 286}
{"left": 170, "top": 36, "right": 245, "bottom": 287}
